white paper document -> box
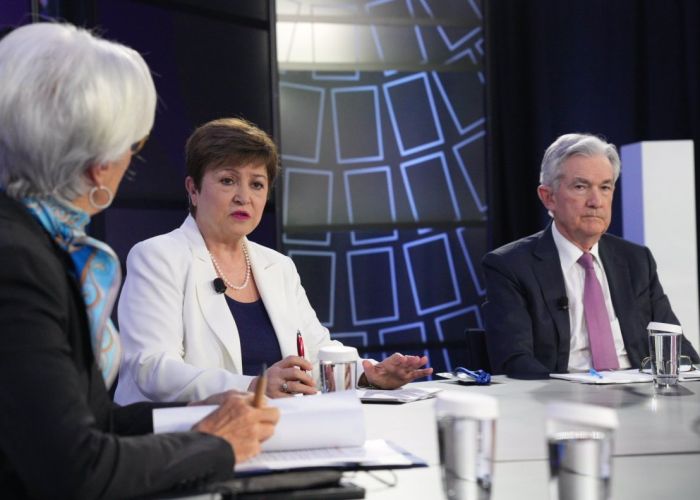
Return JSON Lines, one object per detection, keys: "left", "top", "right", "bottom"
{"left": 642, "top": 367, "right": 700, "bottom": 382}
{"left": 356, "top": 386, "right": 441, "bottom": 403}
{"left": 235, "top": 439, "right": 414, "bottom": 473}
{"left": 153, "top": 390, "right": 365, "bottom": 452}
{"left": 261, "top": 390, "right": 365, "bottom": 451}
{"left": 550, "top": 369, "right": 654, "bottom": 384}
{"left": 679, "top": 371, "right": 700, "bottom": 381}
{"left": 551, "top": 367, "right": 700, "bottom": 384}
{"left": 152, "top": 405, "right": 217, "bottom": 433}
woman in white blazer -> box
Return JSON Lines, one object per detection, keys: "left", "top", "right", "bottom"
{"left": 114, "top": 118, "right": 431, "bottom": 403}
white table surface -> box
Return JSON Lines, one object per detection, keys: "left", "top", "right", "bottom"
{"left": 169, "top": 376, "right": 700, "bottom": 499}
{"left": 355, "top": 376, "right": 700, "bottom": 498}
{"left": 364, "top": 377, "right": 700, "bottom": 463}
{"left": 348, "top": 454, "right": 700, "bottom": 499}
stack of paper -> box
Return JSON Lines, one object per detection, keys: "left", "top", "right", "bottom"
{"left": 235, "top": 439, "right": 415, "bottom": 473}
{"left": 551, "top": 367, "right": 700, "bottom": 384}
{"left": 261, "top": 390, "right": 365, "bottom": 451}
{"left": 356, "top": 386, "right": 441, "bottom": 403}
{"left": 550, "top": 369, "right": 653, "bottom": 384}
{"left": 680, "top": 371, "right": 700, "bottom": 381}
{"left": 152, "top": 391, "right": 426, "bottom": 474}
{"left": 153, "top": 391, "right": 365, "bottom": 451}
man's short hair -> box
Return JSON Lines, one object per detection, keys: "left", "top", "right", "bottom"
{"left": 540, "top": 133, "right": 621, "bottom": 191}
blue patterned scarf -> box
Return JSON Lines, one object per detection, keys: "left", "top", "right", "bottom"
{"left": 22, "top": 196, "right": 122, "bottom": 388}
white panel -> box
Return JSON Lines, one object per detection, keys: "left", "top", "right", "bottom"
{"left": 621, "top": 140, "right": 699, "bottom": 353}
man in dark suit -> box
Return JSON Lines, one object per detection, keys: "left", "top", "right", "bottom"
{"left": 482, "top": 133, "right": 699, "bottom": 377}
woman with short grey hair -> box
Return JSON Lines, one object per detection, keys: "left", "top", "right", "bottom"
{"left": 0, "top": 22, "right": 277, "bottom": 498}
{"left": 0, "top": 23, "right": 155, "bottom": 204}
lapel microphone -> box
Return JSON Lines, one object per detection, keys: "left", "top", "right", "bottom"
{"left": 213, "top": 278, "right": 227, "bottom": 294}
{"left": 557, "top": 296, "right": 569, "bottom": 311}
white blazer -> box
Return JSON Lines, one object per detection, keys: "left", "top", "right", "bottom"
{"left": 114, "top": 216, "right": 342, "bottom": 403}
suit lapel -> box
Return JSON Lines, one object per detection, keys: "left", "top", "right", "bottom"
{"left": 248, "top": 244, "right": 298, "bottom": 358}
{"left": 183, "top": 217, "right": 243, "bottom": 371}
{"left": 533, "top": 225, "right": 571, "bottom": 361}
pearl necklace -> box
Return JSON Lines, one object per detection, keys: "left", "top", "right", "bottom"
{"left": 209, "top": 243, "right": 251, "bottom": 291}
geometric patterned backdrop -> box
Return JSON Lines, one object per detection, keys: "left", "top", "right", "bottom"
{"left": 1, "top": 0, "right": 487, "bottom": 374}
{"left": 278, "top": 0, "right": 485, "bottom": 374}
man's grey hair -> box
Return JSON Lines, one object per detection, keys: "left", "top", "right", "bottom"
{"left": 539, "top": 133, "right": 621, "bottom": 191}
{"left": 0, "top": 22, "right": 156, "bottom": 202}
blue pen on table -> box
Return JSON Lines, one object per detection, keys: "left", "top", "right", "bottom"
{"left": 454, "top": 366, "right": 491, "bottom": 385}
{"left": 589, "top": 368, "right": 604, "bottom": 379}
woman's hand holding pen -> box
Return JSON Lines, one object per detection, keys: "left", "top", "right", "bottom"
{"left": 360, "top": 353, "right": 433, "bottom": 389}
{"left": 254, "top": 355, "right": 316, "bottom": 397}
{"left": 191, "top": 387, "right": 280, "bottom": 463}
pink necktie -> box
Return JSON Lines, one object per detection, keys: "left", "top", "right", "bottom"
{"left": 578, "top": 252, "right": 620, "bottom": 370}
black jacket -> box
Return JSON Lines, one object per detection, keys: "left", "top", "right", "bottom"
{"left": 482, "top": 224, "right": 699, "bottom": 377}
{"left": 0, "top": 193, "right": 234, "bottom": 499}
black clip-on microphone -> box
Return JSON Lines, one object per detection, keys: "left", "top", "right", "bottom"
{"left": 213, "top": 277, "right": 227, "bottom": 294}
{"left": 557, "top": 296, "right": 569, "bottom": 311}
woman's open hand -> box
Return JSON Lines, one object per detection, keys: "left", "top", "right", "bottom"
{"left": 362, "top": 353, "right": 432, "bottom": 389}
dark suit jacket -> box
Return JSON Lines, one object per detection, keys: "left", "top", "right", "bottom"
{"left": 482, "top": 224, "right": 700, "bottom": 377}
{"left": 0, "top": 193, "right": 234, "bottom": 499}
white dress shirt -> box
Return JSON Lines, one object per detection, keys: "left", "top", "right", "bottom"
{"left": 551, "top": 222, "right": 631, "bottom": 371}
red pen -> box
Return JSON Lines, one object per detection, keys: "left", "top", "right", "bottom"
{"left": 296, "top": 330, "right": 311, "bottom": 376}
{"left": 296, "top": 330, "right": 305, "bottom": 358}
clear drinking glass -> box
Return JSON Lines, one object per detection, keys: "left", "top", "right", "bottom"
{"left": 318, "top": 345, "right": 358, "bottom": 392}
{"left": 646, "top": 322, "right": 683, "bottom": 386}
{"left": 435, "top": 392, "right": 499, "bottom": 500}
{"left": 547, "top": 402, "right": 618, "bottom": 500}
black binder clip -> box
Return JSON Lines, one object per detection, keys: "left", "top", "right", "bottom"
{"left": 454, "top": 367, "right": 491, "bottom": 385}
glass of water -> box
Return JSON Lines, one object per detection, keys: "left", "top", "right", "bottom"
{"left": 547, "top": 402, "right": 619, "bottom": 500}
{"left": 318, "top": 345, "right": 358, "bottom": 392}
{"left": 647, "top": 321, "right": 683, "bottom": 386}
{"left": 435, "top": 391, "right": 499, "bottom": 500}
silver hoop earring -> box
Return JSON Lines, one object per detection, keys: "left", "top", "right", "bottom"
{"left": 88, "top": 185, "right": 114, "bottom": 210}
